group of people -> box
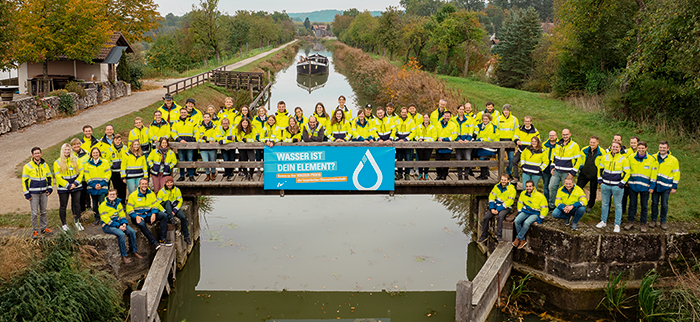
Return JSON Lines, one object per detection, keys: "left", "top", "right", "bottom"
{"left": 22, "top": 93, "right": 681, "bottom": 256}
{"left": 477, "top": 130, "right": 680, "bottom": 249}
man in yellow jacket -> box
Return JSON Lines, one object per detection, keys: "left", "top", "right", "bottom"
{"left": 512, "top": 180, "right": 548, "bottom": 249}
{"left": 650, "top": 140, "right": 680, "bottom": 230}
{"left": 23, "top": 147, "right": 54, "bottom": 239}
{"left": 126, "top": 178, "right": 170, "bottom": 248}
{"left": 477, "top": 174, "right": 516, "bottom": 243}
{"left": 552, "top": 175, "right": 588, "bottom": 231}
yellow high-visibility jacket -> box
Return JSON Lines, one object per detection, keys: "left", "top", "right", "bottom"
{"left": 496, "top": 114, "right": 519, "bottom": 140}
{"left": 150, "top": 119, "right": 171, "bottom": 143}
{"left": 653, "top": 152, "right": 680, "bottom": 192}
{"left": 628, "top": 152, "right": 658, "bottom": 192}
{"left": 597, "top": 152, "right": 630, "bottom": 187}
{"left": 157, "top": 186, "right": 183, "bottom": 212}
{"left": 373, "top": 116, "right": 395, "bottom": 141}
{"left": 518, "top": 190, "right": 548, "bottom": 218}
{"left": 147, "top": 149, "right": 177, "bottom": 176}
{"left": 552, "top": 140, "right": 582, "bottom": 175}
{"left": 126, "top": 188, "right": 163, "bottom": 219}
{"left": 488, "top": 183, "right": 516, "bottom": 211}
{"left": 129, "top": 126, "right": 151, "bottom": 153}
{"left": 53, "top": 158, "right": 82, "bottom": 193}
{"left": 99, "top": 197, "right": 128, "bottom": 228}
{"left": 414, "top": 123, "right": 437, "bottom": 142}
{"left": 121, "top": 151, "right": 148, "bottom": 179}
{"left": 84, "top": 157, "right": 111, "bottom": 195}
{"left": 157, "top": 102, "right": 182, "bottom": 124}
{"left": 171, "top": 117, "right": 197, "bottom": 142}
{"left": 519, "top": 147, "right": 548, "bottom": 175}
{"left": 327, "top": 120, "right": 352, "bottom": 141}
{"left": 555, "top": 185, "right": 588, "bottom": 209}
{"left": 352, "top": 119, "right": 375, "bottom": 141}
{"left": 394, "top": 116, "right": 416, "bottom": 141}
{"left": 274, "top": 110, "right": 291, "bottom": 129}
{"left": 22, "top": 158, "right": 53, "bottom": 198}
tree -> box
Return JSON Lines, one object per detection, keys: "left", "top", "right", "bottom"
{"left": 401, "top": 15, "right": 431, "bottom": 61}
{"left": 332, "top": 14, "right": 354, "bottom": 38}
{"left": 106, "top": 0, "right": 161, "bottom": 42}
{"left": 343, "top": 8, "right": 360, "bottom": 17}
{"left": 341, "top": 11, "right": 377, "bottom": 51}
{"left": 303, "top": 17, "right": 311, "bottom": 30}
{"left": 400, "top": 0, "right": 443, "bottom": 16}
{"left": 116, "top": 50, "right": 131, "bottom": 84}
{"left": 14, "top": 0, "right": 113, "bottom": 95}
{"left": 377, "top": 6, "right": 402, "bottom": 60}
{"left": 0, "top": 0, "right": 16, "bottom": 71}
{"left": 453, "top": 0, "right": 486, "bottom": 11}
{"left": 493, "top": 7, "right": 543, "bottom": 88}
{"left": 432, "top": 9, "right": 485, "bottom": 77}
{"left": 189, "top": 0, "right": 224, "bottom": 64}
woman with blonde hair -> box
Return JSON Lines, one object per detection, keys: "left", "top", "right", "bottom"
{"left": 54, "top": 143, "right": 84, "bottom": 231}
{"left": 121, "top": 140, "right": 148, "bottom": 195}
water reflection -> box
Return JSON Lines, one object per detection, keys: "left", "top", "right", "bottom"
{"left": 296, "top": 73, "right": 329, "bottom": 93}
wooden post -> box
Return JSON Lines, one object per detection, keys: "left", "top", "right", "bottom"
{"left": 456, "top": 280, "right": 473, "bottom": 322}
{"left": 498, "top": 147, "right": 505, "bottom": 179}
{"left": 130, "top": 291, "right": 147, "bottom": 322}
{"left": 249, "top": 84, "right": 253, "bottom": 101}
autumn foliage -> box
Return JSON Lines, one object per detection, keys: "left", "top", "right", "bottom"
{"left": 331, "top": 41, "right": 462, "bottom": 114}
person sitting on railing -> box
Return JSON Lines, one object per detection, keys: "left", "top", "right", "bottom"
{"left": 171, "top": 108, "right": 197, "bottom": 182}
{"left": 395, "top": 107, "right": 416, "bottom": 181}
{"left": 150, "top": 111, "right": 171, "bottom": 151}
{"left": 126, "top": 177, "right": 170, "bottom": 249}
{"left": 148, "top": 137, "right": 177, "bottom": 192}
{"left": 207, "top": 105, "right": 221, "bottom": 127}
{"left": 262, "top": 115, "right": 282, "bottom": 148}
{"left": 519, "top": 136, "right": 547, "bottom": 189}
{"left": 454, "top": 104, "right": 476, "bottom": 180}
{"left": 234, "top": 105, "right": 253, "bottom": 128}
{"left": 184, "top": 98, "right": 203, "bottom": 125}
{"left": 435, "top": 110, "right": 458, "bottom": 181}
{"left": 218, "top": 97, "right": 237, "bottom": 126}
{"left": 313, "top": 102, "right": 330, "bottom": 129}
{"left": 474, "top": 113, "right": 500, "bottom": 180}
{"left": 100, "top": 189, "right": 141, "bottom": 264}
{"left": 293, "top": 106, "right": 307, "bottom": 128}
{"left": 337, "top": 95, "right": 353, "bottom": 121}
{"left": 216, "top": 118, "right": 236, "bottom": 181}
{"left": 129, "top": 117, "right": 151, "bottom": 157}
{"left": 352, "top": 110, "right": 375, "bottom": 143}
{"left": 477, "top": 174, "right": 516, "bottom": 243}
{"left": 157, "top": 176, "right": 191, "bottom": 245}
{"left": 282, "top": 117, "right": 302, "bottom": 143}
{"left": 275, "top": 101, "right": 290, "bottom": 128}
{"left": 415, "top": 114, "right": 437, "bottom": 181}
{"left": 197, "top": 113, "right": 219, "bottom": 182}
{"left": 363, "top": 104, "right": 375, "bottom": 121}
{"left": 327, "top": 108, "right": 351, "bottom": 142}
{"left": 512, "top": 179, "right": 548, "bottom": 249}
{"left": 373, "top": 107, "right": 395, "bottom": 145}
{"left": 302, "top": 116, "right": 326, "bottom": 142}
{"left": 233, "top": 117, "right": 257, "bottom": 181}
{"left": 158, "top": 93, "right": 181, "bottom": 124}
{"left": 252, "top": 107, "right": 268, "bottom": 165}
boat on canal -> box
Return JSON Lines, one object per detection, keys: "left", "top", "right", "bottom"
{"left": 296, "top": 53, "right": 329, "bottom": 75}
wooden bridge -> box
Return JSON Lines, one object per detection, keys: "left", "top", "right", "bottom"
{"left": 170, "top": 141, "right": 515, "bottom": 196}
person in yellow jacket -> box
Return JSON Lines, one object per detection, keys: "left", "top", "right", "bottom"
{"left": 150, "top": 111, "right": 171, "bottom": 148}
{"left": 252, "top": 107, "right": 269, "bottom": 164}
{"left": 261, "top": 115, "right": 282, "bottom": 146}
{"left": 218, "top": 97, "right": 238, "bottom": 126}
{"left": 100, "top": 189, "right": 141, "bottom": 264}
{"left": 110, "top": 134, "right": 128, "bottom": 203}
{"left": 157, "top": 93, "right": 181, "bottom": 124}
{"left": 474, "top": 113, "right": 500, "bottom": 180}
{"left": 215, "top": 118, "right": 238, "bottom": 181}
{"left": 158, "top": 177, "right": 191, "bottom": 245}
{"left": 429, "top": 99, "right": 449, "bottom": 125}
{"left": 128, "top": 117, "right": 151, "bottom": 157}
{"left": 233, "top": 117, "right": 258, "bottom": 181}
{"left": 650, "top": 140, "right": 679, "bottom": 230}
{"left": 415, "top": 114, "right": 437, "bottom": 180}
{"left": 373, "top": 107, "right": 395, "bottom": 143}
{"left": 184, "top": 98, "right": 203, "bottom": 125}
{"left": 327, "top": 108, "right": 352, "bottom": 142}
{"left": 476, "top": 101, "right": 500, "bottom": 124}
{"left": 497, "top": 105, "right": 519, "bottom": 177}
{"left": 519, "top": 137, "right": 548, "bottom": 188}
{"left": 54, "top": 143, "right": 82, "bottom": 232}
{"left": 552, "top": 175, "right": 588, "bottom": 231}
{"left": 126, "top": 178, "right": 169, "bottom": 248}
{"left": 148, "top": 137, "right": 178, "bottom": 192}
{"left": 337, "top": 95, "right": 353, "bottom": 121}
{"left": 71, "top": 137, "right": 90, "bottom": 213}
{"left": 352, "top": 110, "right": 375, "bottom": 142}
{"left": 596, "top": 142, "right": 631, "bottom": 233}
{"left": 454, "top": 104, "right": 476, "bottom": 180}
{"left": 206, "top": 105, "right": 221, "bottom": 127}
{"left": 293, "top": 107, "right": 307, "bottom": 129}
{"left": 281, "top": 117, "right": 303, "bottom": 142}
{"left": 394, "top": 107, "right": 416, "bottom": 180}
{"left": 548, "top": 129, "right": 581, "bottom": 208}
{"left": 477, "top": 174, "right": 516, "bottom": 243}
{"left": 233, "top": 105, "right": 254, "bottom": 128}
{"left": 23, "top": 147, "right": 54, "bottom": 239}
{"left": 84, "top": 147, "right": 112, "bottom": 226}
{"left": 512, "top": 180, "right": 548, "bottom": 248}
{"left": 435, "top": 111, "right": 458, "bottom": 180}
{"left": 274, "top": 101, "right": 291, "bottom": 128}
{"left": 624, "top": 141, "right": 658, "bottom": 232}
{"left": 171, "top": 108, "right": 197, "bottom": 181}
{"left": 312, "top": 102, "right": 330, "bottom": 129}
{"left": 121, "top": 140, "right": 148, "bottom": 196}
{"left": 79, "top": 125, "right": 101, "bottom": 157}
{"left": 197, "top": 113, "right": 219, "bottom": 181}
{"left": 512, "top": 116, "right": 540, "bottom": 181}
{"left": 408, "top": 104, "right": 422, "bottom": 126}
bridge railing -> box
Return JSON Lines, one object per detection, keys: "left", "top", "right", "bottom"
{"left": 130, "top": 244, "right": 176, "bottom": 322}
{"left": 163, "top": 66, "right": 227, "bottom": 95}
{"left": 169, "top": 141, "right": 515, "bottom": 177}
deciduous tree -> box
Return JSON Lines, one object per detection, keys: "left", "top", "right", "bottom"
{"left": 432, "top": 10, "right": 485, "bottom": 77}
{"left": 0, "top": 0, "right": 16, "bottom": 71}
{"left": 190, "top": 0, "right": 224, "bottom": 64}
{"left": 107, "top": 0, "right": 161, "bottom": 42}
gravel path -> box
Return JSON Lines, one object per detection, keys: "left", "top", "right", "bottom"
{"left": 0, "top": 40, "right": 296, "bottom": 214}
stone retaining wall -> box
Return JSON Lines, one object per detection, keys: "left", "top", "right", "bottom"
{"left": 41, "top": 96, "right": 60, "bottom": 120}
{"left": 0, "top": 108, "right": 10, "bottom": 134}
{"left": 13, "top": 97, "right": 37, "bottom": 128}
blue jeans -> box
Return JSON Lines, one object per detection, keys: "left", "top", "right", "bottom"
{"left": 505, "top": 149, "right": 514, "bottom": 176}
{"left": 601, "top": 184, "right": 624, "bottom": 225}
{"left": 514, "top": 212, "right": 539, "bottom": 240}
{"left": 522, "top": 173, "right": 542, "bottom": 189}
{"left": 221, "top": 149, "right": 237, "bottom": 177}
{"left": 396, "top": 149, "right": 411, "bottom": 176}
{"left": 548, "top": 170, "right": 570, "bottom": 207}
{"left": 177, "top": 149, "right": 195, "bottom": 177}
{"left": 628, "top": 190, "right": 650, "bottom": 224}
{"left": 90, "top": 194, "right": 106, "bottom": 220}
{"left": 132, "top": 212, "right": 168, "bottom": 245}
{"left": 126, "top": 178, "right": 140, "bottom": 196}
{"left": 163, "top": 201, "right": 189, "bottom": 238}
{"left": 651, "top": 190, "right": 670, "bottom": 224}
{"left": 552, "top": 206, "right": 586, "bottom": 224}
{"left": 102, "top": 224, "right": 137, "bottom": 257}
{"left": 542, "top": 169, "right": 552, "bottom": 203}
{"left": 200, "top": 149, "right": 217, "bottom": 174}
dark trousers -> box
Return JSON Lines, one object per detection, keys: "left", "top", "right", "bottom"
{"left": 222, "top": 149, "right": 238, "bottom": 177}
{"left": 80, "top": 183, "right": 89, "bottom": 212}
{"left": 628, "top": 190, "right": 650, "bottom": 224}
{"left": 622, "top": 186, "right": 630, "bottom": 215}
{"left": 58, "top": 190, "right": 81, "bottom": 225}
{"left": 111, "top": 172, "right": 126, "bottom": 204}
{"left": 239, "top": 149, "right": 255, "bottom": 176}
{"left": 163, "top": 201, "right": 189, "bottom": 238}
{"left": 177, "top": 149, "right": 195, "bottom": 178}
{"left": 396, "top": 149, "right": 411, "bottom": 176}
{"left": 512, "top": 150, "right": 522, "bottom": 179}
{"left": 90, "top": 194, "right": 106, "bottom": 221}
{"left": 132, "top": 212, "right": 168, "bottom": 245}
{"left": 542, "top": 169, "right": 552, "bottom": 202}
{"left": 576, "top": 175, "right": 598, "bottom": 209}
{"left": 479, "top": 156, "right": 491, "bottom": 178}
{"left": 416, "top": 148, "right": 433, "bottom": 175}
{"left": 436, "top": 152, "right": 451, "bottom": 178}
{"left": 480, "top": 208, "right": 510, "bottom": 240}
{"left": 650, "top": 190, "right": 670, "bottom": 224}
{"left": 455, "top": 148, "right": 471, "bottom": 178}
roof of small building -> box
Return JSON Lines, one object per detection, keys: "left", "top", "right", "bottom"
{"left": 94, "top": 32, "right": 134, "bottom": 62}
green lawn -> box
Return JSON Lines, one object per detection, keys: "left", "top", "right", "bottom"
{"left": 441, "top": 76, "right": 699, "bottom": 223}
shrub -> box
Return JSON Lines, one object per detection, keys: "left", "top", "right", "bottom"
{"left": 47, "top": 89, "right": 68, "bottom": 97}
{"left": 116, "top": 50, "right": 131, "bottom": 85}
{"left": 58, "top": 92, "right": 74, "bottom": 115}
{"left": 65, "top": 81, "right": 86, "bottom": 98}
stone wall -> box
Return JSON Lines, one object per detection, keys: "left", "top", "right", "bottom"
{"left": 113, "top": 81, "right": 126, "bottom": 98}
{"left": 0, "top": 108, "right": 10, "bottom": 134}
{"left": 84, "top": 88, "right": 98, "bottom": 107}
{"left": 41, "top": 96, "right": 60, "bottom": 120}
{"left": 13, "top": 97, "right": 37, "bottom": 128}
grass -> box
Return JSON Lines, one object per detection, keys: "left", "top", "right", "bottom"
{"left": 234, "top": 48, "right": 287, "bottom": 73}
{"left": 367, "top": 52, "right": 404, "bottom": 68}
{"left": 441, "top": 76, "right": 700, "bottom": 223}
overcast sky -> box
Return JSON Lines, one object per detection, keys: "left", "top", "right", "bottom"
{"left": 154, "top": 0, "right": 400, "bottom": 15}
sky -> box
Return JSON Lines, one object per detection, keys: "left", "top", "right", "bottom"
{"left": 154, "top": 0, "right": 400, "bottom": 15}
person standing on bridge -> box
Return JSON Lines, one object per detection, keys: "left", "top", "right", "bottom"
{"left": 172, "top": 108, "right": 197, "bottom": 182}
{"left": 293, "top": 106, "right": 307, "bottom": 128}
{"left": 435, "top": 110, "right": 458, "bottom": 180}
{"left": 282, "top": 117, "right": 302, "bottom": 143}
{"left": 512, "top": 179, "right": 548, "bottom": 249}
{"left": 197, "top": 113, "right": 218, "bottom": 181}
{"left": 476, "top": 101, "right": 500, "bottom": 123}
{"left": 548, "top": 129, "right": 581, "bottom": 209}
{"left": 497, "top": 105, "right": 519, "bottom": 180}
{"left": 157, "top": 93, "right": 181, "bottom": 124}
{"left": 351, "top": 110, "right": 375, "bottom": 143}
{"left": 216, "top": 118, "right": 236, "bottom": 181}
{"left": 218, "top": 97, "right": 238, "bottom": 126}
{"left": 208, "top": 106, "right": 221, "bottom": 127}
{"left": 233, "top": 117, "right": 257, "bottom": 181}
{"left": 302, "top": 116, "right": 326, "bottom": 142}
{"left": 275, "top": 101, "right": 290, "bottom": 128}
{"left": 430, "top": 99, "right": 449, "bottom": 125}
{"left": 148, "top": 138, "right": 177, "bottom": 191}
{"left": 100, "top": 189, "right": 141, "bottom": 264}
{"left": 337, "top": 95, "right": 353, "bottom": 121}
{"left": 253, "top": 107, "right": 269, "bottom": 168}
{"left": 327, "top": 108, "right": 351, "bottom": 142}
{"left": 454, "top": 104, "right": 476, "bottom": 180}
{"left": 415, "top": 114, "right": 437, "bottom": 180}
{"left": 23, "top": 147, "right": 54, "bottom": 239}
{"left": 407, "top": 104, "right": 422, "bottom": 178}
{"left": 158, "top": 177, "right": 191, "bottom": 245}
{"left": 262, "top": 115, "right": 282, "bottom": 148}
{"left": 552, "top": 175, "right": 588, "bottom": 231}
{"left": 127, "top": 177, "right": 170, "bottom": 249}
{"left": 312, "top": 103, "right": 329, "bottom": 129}
{"left": 478, "top": 174, "right": 516, "bottom": 243}
{"left": 363, "top": 104, "right": 375, "bottom": 121}
{"left": 474, "top": 113, "right": 500, "bottom": 180}
{"left": 394, "top": 107, "right": 416, "bottom": 180}
{"left": 234, "top": 105, "right": 254, "bottom": 128}
{"left": 373, "top": 107, "right": 395, "bottom": 145}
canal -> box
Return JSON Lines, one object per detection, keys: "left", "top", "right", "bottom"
{"left": 160, "top": 43, "right": 522, "bottom": 322}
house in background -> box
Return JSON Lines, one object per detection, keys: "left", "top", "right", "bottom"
{"left": 312, "top": 25, "right": 332, "bottom": 38}
{"left": 17, "top": 32, "right": 134, "bottom": 95}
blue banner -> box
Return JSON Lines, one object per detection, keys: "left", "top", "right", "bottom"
{"left": 264, "top": 146, "right": 395, "bottom": 191}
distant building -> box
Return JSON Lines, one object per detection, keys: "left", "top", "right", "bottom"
{"left": 541, "top": 22, "right": 555, "bottom": 36}
{"left": 312, "top": 25, "right": 333, "bottom": 38}
{"left": 17, "top": 32, "right": 134, "bottom": 95}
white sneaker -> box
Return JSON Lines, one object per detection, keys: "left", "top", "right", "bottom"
{"left": 596, "top": 221, "right": 607, "bottom": 228}
{"left": 76, "top": 222, "right": 85, "bottom": 231}
{"left": 409, "top": 169, "right": 416, "bottom": 176}
{"left": 614, "top": 225, "right": 621, "bottom": 233}
{"left": 62, "top": 224, "right": 69, "bottom": 232}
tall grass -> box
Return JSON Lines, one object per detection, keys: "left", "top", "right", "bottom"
{"left": 597, "top": 272, "right": 633, "bottom": 320}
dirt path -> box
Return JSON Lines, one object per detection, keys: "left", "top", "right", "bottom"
{"left": 0, "top": 40, "right": 297, "bottom": 214}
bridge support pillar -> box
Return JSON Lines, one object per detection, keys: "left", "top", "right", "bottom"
{"left": 456, "top": 280, "right": 473, "bottom": 322}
